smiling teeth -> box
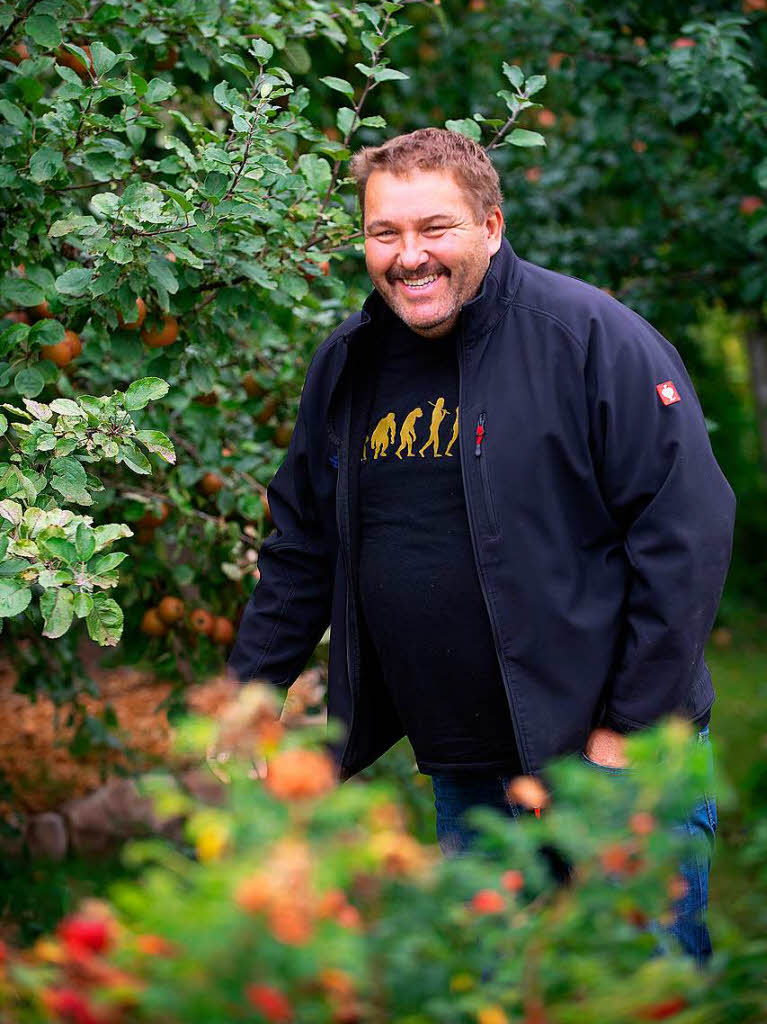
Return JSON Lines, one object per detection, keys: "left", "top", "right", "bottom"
{"left": 402, "top": 273, "right": 439, "bottom": 288}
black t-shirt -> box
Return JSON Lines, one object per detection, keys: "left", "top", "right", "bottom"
{"left": 357, "top": 319, "right": 520, "bottom": 775}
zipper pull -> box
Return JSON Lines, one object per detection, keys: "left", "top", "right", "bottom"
{"left": 475, "top": 412, "right": 486, "bottom": 456}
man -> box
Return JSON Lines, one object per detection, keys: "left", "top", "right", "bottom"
{"left": 227, "top": 128, "right": 735, "bottom": 963}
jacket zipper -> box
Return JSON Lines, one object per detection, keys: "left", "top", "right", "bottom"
{"left": 335, "top": 349, "right": 360, "bottom": 776}
{"left": 475, "top": 411, "right": 499, "bottom": 537}
{"left": 458, "top": 333, "right": 530, "bottom": 775}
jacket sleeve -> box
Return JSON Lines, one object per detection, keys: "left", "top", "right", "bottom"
{"left": 226, "top": 355, "right": 334, "bottom": 690}
{"left": 585, "top": 309, "right": 736, "bottom": 733}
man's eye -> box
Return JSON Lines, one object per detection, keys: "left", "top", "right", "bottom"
{"left": 425, "top": 226, "right": 447, "bottom": 233}
{"left": 374, "top": 230, "right": 395, "bottom": 238}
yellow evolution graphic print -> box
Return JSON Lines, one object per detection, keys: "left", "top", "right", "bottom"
{"left": 362, "top": 400, "right": 459, "bottom": 461}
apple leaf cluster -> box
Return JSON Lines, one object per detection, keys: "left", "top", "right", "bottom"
{"left": 0, "top": 377, "right": 173, "bottom": 644}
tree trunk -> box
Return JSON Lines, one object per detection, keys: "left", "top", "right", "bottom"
{"left": 746, "top": 319, "right": 767, "bottom": 471}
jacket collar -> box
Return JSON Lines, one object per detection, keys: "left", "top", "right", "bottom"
{"left": 353, "top": 235, "right": 521, "bottom": 345}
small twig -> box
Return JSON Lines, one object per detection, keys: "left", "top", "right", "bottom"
{"left": 47, "top": 177, "right": 123, "bottom": 192}
{"left": 305, "top": 7, "right": 398, "bottom": 249}
{"left": 486, "top": 104, "right": 524, "bottom": 151}
{"left": 120, "top": 486, "right": 260, "bottom": 547}
{"left": 166, "top": 429, "right": 266, "bottom": 494}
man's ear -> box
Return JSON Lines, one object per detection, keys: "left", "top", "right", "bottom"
{"left": 486, "top": 206, "right": 505, "bottom": 257}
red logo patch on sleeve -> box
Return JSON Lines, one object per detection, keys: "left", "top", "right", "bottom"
{"left": 656, "top": 380, "right": 681, "bottom": 406}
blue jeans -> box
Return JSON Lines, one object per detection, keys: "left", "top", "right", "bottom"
{"left": 431, "top": 726, "right": 717, "bottom": 966}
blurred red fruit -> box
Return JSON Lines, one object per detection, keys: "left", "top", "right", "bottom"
{"left": 740, "top": 196, "right": 764, "bottom": 215}
{"left": 629, "top": 811, "right": 656, "bottom": 835}
{"left": 3, "top": 310, "right": 30, "bottom": 324}
{"left": 58, "top": 914, "right": 111, "bottom": 956}
{"left": 637, "top": 997, "right": 689, "bottom": 1020}
{"left": 470, "top": 889, "right": 506, "bottom": 914}
{"left": 42, "top": 988, "right": 103, "bottom": 1024}
{"left": 501, "top": 869, "right": 524, "bottom": 892}
{"left": 245, "top": 983, "right": 293, "bottom": 1022}
{"left": 672, "top": 37, "right": 696, "bottom": 48}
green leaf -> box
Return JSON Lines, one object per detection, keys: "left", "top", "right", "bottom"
{"left": 29, "top": 147, "right": 64, "bottom": 183}
{"left": 50, "top": 456, "right": 91, "bottom": 504}
{"left": 75, "top": 522, "right": 96, "bottom": 561}
{"left": 0, "top": 414, "right": 6, "bottom": 436}
{"left": 90, "top": 41, "right": 120, "bottom": 76}
{"left": 134, "top": 429, "right": 176, "bottom": 464}
{"left": 26, "top": 14, "right": 61, "bottom": 48}
{"left": 86, "top": 594, "right": 123, "bottom": 646}
{"left": 1, "top": 277, "right": 44, "bottom": 307}
{"left": 147, "top": 255, "right": 178, "bottom": 295}
{"left": 30, "top": 319, "right": 65, "bottom": 345}
{"left": 49, "top": 398, "right": 86, "bottom": 418}
{"left": 22, "top": 398, "right": 51, "bottom": 421}
{"left": 359, "top": 115, "right": 386, "bottom": 127}
{"left": 130, "top": 72, "right": 148, "bottom": 98}
{"left": 106, "top": 240, "right": 133, "bottom": 265}
{"left": 320, "top": 76, "right": 355, "bottom": 98}
{"left": 445, "top": 118, "right": 482, "bottom": 142}
{"left": 0, "top": 500, "right": 22, "bottom": 526}
{"left": 124, "top": 377, "right": 170, "bottom": 411}
{"left": 0, "top": 557, "right": 29, "bottom": 577}
{"left": 93, "top": 523, "right": 133, "bottom": 552}
{"left": 756, "top": 158, "right": 767, "bottom": 192}
{"left": 371, "top": 67, "right": 409, "bottom": 83}
{"left": 283, "top": 41, "right": 311, "bottom": 74}
{"left": 42, "top": 536, "right": 79, "bottom": 564}
{"left": 503, "top": 62, "right": 524, "bottom": 89}
{"left": 525, "top": 74, "right": 547, "bottom": 96}
{"left": 74, "top": 591, "right": 94, "bottom": 618}
{"left": 55, "top": 268, "right": 94, "bottom": 296}
{"left": 297, "top": 153, "right": 332, "bottom": 195}
{"left": 357, "top": 3, "right": 381, "bottom": 28}
{"left": 507, "top": 128, "right": 546, "bottom": 147}
{"left": 0, "top": 99, "right": 27, "bottom": 128}
{"left": 117, "top": 445, "right": 152, "bottom": 475}
{"left": 0, "top": 581, "right": 31, "bottom": 618}
{"left": 91, "top": 192, "right": 120, "bottom": 218}
{"left": 280, "top": 273, "right": 308, "bottom": 302}
{"left": 145, "top": 78, "right": 176, "bottom": 103}
{"left": 336, "top": 107, "right": 356, "bottom": 136}
{"left": 14, "top": 367, "right": 45, "bottom": 398}
{"left": 249, "top": 39, "right": 273, "bottom": 64}
{"left": 40, "top": 587, "right": 74, "bottom": 638}
{"left": 221, "top": 52, "right": 251, "bottom": 77}
{"left": 160, "top": 187, "right": 193, "bottom": 213}
{"left": 90, "top": 551, "right": 128, "bottom": 574}
{"left": 48, "top": 215, "right": 98, "bottom": 238}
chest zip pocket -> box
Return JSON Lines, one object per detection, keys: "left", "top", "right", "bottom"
{"left": 475, "top": 412, "right": 499, "bottom": 538}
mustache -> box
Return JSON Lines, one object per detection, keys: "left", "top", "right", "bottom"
{"left": 387, "top": 266, "right": 448, "bottom": 282}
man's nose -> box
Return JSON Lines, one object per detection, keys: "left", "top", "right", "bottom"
{"left": 397, "top": 234, "right": 429, "bottom": 270}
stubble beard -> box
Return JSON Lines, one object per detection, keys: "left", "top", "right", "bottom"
{"left": 377, "top": 248, "right": 491, "bottom": 339}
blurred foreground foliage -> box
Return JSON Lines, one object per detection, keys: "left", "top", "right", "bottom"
{"left": 1, "top": 689, "right": 766, "bottom": 1024}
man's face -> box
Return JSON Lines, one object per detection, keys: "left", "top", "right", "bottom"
{"left": 362, "top": 168, "right": 504, "bottom": 339}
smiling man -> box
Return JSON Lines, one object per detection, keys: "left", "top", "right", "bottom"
{"left": 227, "top": 128, "right": 735, "bottom": 964}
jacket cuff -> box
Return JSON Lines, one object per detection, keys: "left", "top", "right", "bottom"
{"left": 600, "top": 709, "right": 647, "bottom": 735}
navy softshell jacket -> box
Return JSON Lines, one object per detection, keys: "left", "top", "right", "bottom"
{"left": 227, "top": 237, "right": 736, "bottom": 781}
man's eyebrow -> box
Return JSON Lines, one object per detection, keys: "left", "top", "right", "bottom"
{"left": 365, "top": 215, "right": 455, "bottom": 232}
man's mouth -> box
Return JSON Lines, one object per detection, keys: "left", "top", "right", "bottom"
{"left": 394, "top": 271, "right": 447, "bottom": 296}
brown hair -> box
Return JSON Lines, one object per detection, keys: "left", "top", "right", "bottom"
{"left": 348, "top": 127, "right": 503, "bottom": 224}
